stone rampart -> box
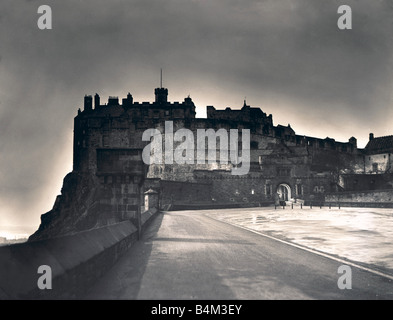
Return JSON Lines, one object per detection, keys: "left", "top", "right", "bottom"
{"left": 0, "top": 210, "right": 158, "bottom": 299}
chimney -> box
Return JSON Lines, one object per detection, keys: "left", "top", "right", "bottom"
{"left": 369, "top": 133, "right": 374, "bottom": 141}
{"left": 84, "top": 95, "right": 92, "bottom": 111}
{"left": 94, "top": 93, "right": 100, "bottom": 109}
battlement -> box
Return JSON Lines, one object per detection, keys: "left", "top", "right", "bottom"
{"left": 155, "top": 87, "right": 168, "bottom": 104}
{"left": 108, "top": 96, "right": 119, "bottom": 105}
{"left": 82, "top": 87, "right": 196, "bottom": 115}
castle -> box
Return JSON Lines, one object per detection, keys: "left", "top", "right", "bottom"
{"left": 29, "top": 86, "right": 393, "bottom": 241}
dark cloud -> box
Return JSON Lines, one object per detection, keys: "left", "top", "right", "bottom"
{"left": 0, "top": 0, "right": 392, "bottom": 227}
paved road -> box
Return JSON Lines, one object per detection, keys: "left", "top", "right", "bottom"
{"left": 83, "top": 210, "right": 393, "bottom": 299}
{"left": 205, "top": 207, "right": 393, "bottom": 271}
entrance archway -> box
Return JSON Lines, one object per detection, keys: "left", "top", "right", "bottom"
{"left": 277, "top": 184, "right": 291, "bottom": 202}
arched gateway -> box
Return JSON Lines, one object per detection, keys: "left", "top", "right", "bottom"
{"left": 277, "top": 184, "right": 291, "bottom": 202}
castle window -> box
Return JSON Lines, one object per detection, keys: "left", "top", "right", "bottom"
{"left": 251, "top": 189, "right": 255, "bottom": 195}
{"left": 296, "top": 184, "right": 303, "bottom": 196}
{"left": 265, "top": 184, "right": 272, "bottom": 196}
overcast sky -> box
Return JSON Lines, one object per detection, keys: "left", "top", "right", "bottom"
{"left": 0, "top": 0, "right": 392, "bottom": 228}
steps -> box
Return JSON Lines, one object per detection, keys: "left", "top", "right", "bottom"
{"left": 285, "top": 199, "right": 305, "bottom": 207}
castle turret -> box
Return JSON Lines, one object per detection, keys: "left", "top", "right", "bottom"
{"left": 122, "top": 92, "right": 133, "bottom": 107}
{"left": 184, "top": 95, "right": 193, "bottom": 105}
{"left": 155, "top": 87, "right": 168, "bottom": 104}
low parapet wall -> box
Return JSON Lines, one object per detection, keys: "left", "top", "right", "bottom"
{"left": 0, "top": 210, "right": 158, "bottom": 299}
{"left": 169, "top": 202, "right": 273, "bottom": 211}
{"left": 325, "top": 189, "right": 393, "bottom": 208}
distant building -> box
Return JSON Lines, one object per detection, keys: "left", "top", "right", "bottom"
{"left": 340, "top": 133, "right": 393, "bottom": 191}
{"left": 364, "top": 133, "right": 393, "bottom": 174}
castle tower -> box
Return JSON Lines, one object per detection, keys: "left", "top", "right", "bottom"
{"left": 155, "top": 87, "right": 168, "bottom": 104}
{"left": 122, "top": 92, "right": 133, "bottom": 106}
{"left": 155, "top": 69, "right": 168, "bottom": 104}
